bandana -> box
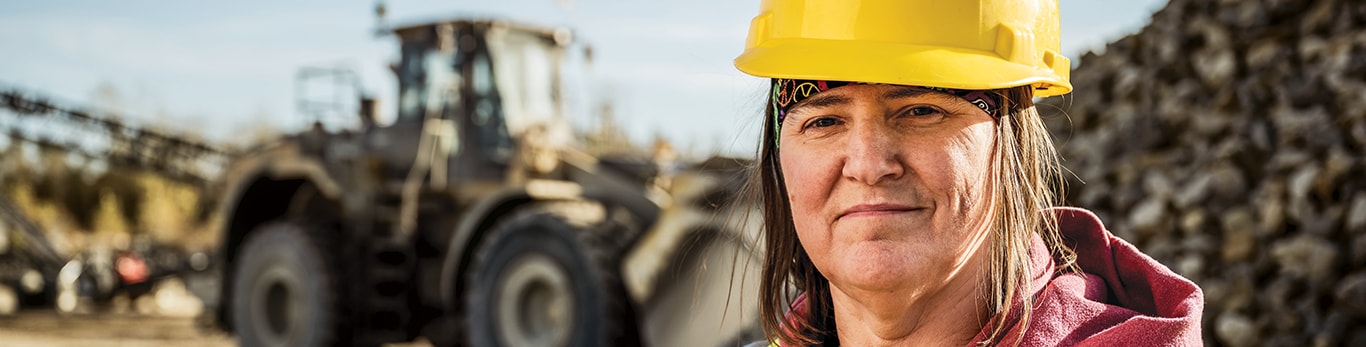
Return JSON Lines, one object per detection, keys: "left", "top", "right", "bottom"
{"left": 770, "top": 78, "right": 1000, "bottom": 146}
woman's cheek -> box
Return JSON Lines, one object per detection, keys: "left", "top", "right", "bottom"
{"left": 781, "top": 149, "right": 836, "bottom": 251}
{"left": 781, "top": 151, "right": 818, "bottom": 211}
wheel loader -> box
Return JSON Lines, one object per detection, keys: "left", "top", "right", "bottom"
{"left": 199, "top": 17, "right": 764, "bottom": 347}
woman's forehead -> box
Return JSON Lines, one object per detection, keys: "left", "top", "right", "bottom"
{"left": 787, "top": 85, "right": 967, "bottom": 113}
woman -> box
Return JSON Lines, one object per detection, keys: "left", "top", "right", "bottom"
{"left": 733, "top": 0, "right": 1203, "bottom": 346}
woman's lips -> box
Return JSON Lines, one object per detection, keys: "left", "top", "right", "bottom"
{"left": 837, "top": 203, "right": 923, "bottom": 219}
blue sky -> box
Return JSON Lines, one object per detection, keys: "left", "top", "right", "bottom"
{"left": 0, "top": 0, "right": 1167, "bottom": 157}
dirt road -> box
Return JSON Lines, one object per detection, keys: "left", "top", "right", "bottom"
{"left": 0, "top": 310, "right": 235, "bottom": 347}
{"left": 0, "top": 275, "right": 233, "bottom": 346}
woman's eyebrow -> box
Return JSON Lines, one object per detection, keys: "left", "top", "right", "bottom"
{"left": 881, "top": 86, "right": 933, "bottom": 100}
{"left": 788, "top": 93, "right": 852, "bottom": 115}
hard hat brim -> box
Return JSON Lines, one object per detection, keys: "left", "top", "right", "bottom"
{"left": 734, "top": 38, "right": 1073, "bottom": 97}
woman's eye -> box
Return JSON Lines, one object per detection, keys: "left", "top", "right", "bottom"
{"left": 806, "top": 117, "right": 841, "bottom": 129}
{"left": 904, "top": 106, "right": 942, "bottom": 117}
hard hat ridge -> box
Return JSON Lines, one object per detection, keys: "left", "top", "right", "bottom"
{"left": 734, "top": 0, "right": 1072, "bottom": 97}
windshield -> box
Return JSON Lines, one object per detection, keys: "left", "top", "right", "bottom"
{"left": 396, "top": 43, "right": 461, "bottom": 123}
{"left": 484, "top": 27, "right": 563, "bottom": 137}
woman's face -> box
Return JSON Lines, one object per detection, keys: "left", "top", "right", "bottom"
{"left": 778, "top": 84, "right": 996, "bottom": 294}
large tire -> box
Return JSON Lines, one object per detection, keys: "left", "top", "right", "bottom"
{"left": 231, "top": 221, "right": 346, "bottom": 347}
{"left": 464, "top": 204, "right": 637, "bottom": 347}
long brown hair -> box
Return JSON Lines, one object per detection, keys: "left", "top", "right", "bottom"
{"left": 747, "top": 85, "right": 1078, "bottom": 346}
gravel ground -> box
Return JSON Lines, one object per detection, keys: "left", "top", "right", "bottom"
{"left": 0, "top": 276, "right": 236, "bottom": 346}
{"left": 0, "top": 310, "right": 235, "bottom": 347}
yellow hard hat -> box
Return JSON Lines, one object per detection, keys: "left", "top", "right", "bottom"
{"left": 734, "top": 0, "right": 1072, "bottom": 97}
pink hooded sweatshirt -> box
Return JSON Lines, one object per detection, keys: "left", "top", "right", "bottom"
{"left": 779, "top": 207, "right": 1204, "bottom": 346}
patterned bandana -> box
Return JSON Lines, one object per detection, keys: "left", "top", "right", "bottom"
{"left": 770, "top": 78, "right": 1000, "bottom": 146}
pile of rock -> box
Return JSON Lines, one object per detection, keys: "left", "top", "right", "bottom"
{"left": 1040, "top": 0, "right": 1366, "bottom": 345}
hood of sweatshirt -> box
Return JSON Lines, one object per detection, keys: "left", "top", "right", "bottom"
{"left": 778, "top": 207, "right": 1204, "bottom": 346}
{"left": 966, "top": 207, "right": 1204, "bottom": 346}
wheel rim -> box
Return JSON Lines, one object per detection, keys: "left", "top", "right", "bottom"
{"left": 253, "top": 266, "right": 299, "bottom": 345}
{"left": 266, "top": 281, "right": 290, "bottom": 336}
{"left": 495, "top": 253, "right": 573, "bottom": 347}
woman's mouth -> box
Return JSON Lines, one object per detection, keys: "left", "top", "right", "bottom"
{"left": 838, "top": 203, "right": 923, "bottom": 219}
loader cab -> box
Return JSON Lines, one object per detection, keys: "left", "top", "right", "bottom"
{"left": 382, "top": 19, "right": 570, "bottom": 184}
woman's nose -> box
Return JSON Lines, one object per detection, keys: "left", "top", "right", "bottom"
{"left": 841, "top": 123, "right": 904, "bottom": 186}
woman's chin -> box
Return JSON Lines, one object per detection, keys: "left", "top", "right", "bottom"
{"left": 830, "top": 242, "right": 938, "bottom": 292}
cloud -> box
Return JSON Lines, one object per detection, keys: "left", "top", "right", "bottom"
{"left": 0, "top": 6, "right": 397, "bottom": 142}
{"left": 599, "top": 62, "right": 755, "bottom": 94}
